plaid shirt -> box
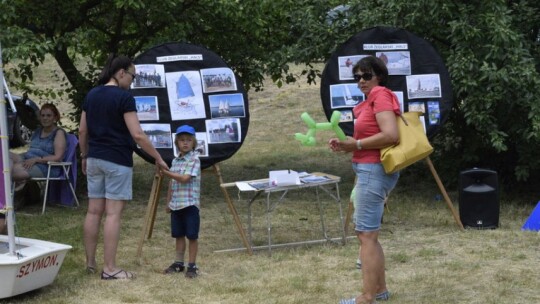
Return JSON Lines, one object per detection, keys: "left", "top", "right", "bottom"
{"left": 168, "top": 151, "right": 201, "bottom": 210}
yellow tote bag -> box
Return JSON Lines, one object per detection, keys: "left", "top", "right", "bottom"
{"left": 380, "top": 111, "right": 433, "bottom": 174}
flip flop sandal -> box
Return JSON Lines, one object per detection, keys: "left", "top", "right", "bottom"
{"left": 101, "top": 269, "right": 135, "bottom": 280}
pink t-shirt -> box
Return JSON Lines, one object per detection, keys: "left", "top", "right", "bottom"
{"left": 352, "top": 86, "right": 401, "bottom": 163}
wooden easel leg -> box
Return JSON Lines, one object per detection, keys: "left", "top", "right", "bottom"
{"left": 137, "top": 173, "right": 163, "bottom": 262}
{"left": 213, "top": 164, "right": 253, "bottom": 255}
{"left": 425, "top": 157, "right": 465, "bottom": 230}
{"left": 147, "top": 174, "right": 163, "bottom": 239}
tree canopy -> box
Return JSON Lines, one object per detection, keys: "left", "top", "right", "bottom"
{"left": 2, "top": 0, "right": 540, "bottom": 187}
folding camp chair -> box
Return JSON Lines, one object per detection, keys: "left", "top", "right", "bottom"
{"left": 31, "top": 133, "right": 80, "bottom": 214}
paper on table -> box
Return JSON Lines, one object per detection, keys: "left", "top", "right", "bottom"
{"left": 236, "top": 182, "right": 257, "bottom": 191}
{"left": 269, "top": 170, "right": 301, "bottom": 187}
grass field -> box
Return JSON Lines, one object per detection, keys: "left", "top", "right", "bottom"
{"left": 2, "top": 62, "right": 540, "bottom": 304}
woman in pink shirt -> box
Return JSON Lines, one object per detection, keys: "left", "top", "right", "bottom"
{"left": 330, "top": 56, "right": 401, "bottom": 304}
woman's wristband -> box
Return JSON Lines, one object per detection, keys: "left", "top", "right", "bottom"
{"left": 356, "top": 139, "right": 363, "bottom": 150}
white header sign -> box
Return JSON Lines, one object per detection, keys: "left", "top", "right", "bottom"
{"left": 363, "top": 44, "right": 408, "bottom": 50}
{"left": 156, "top": 54, "right": 203, "bottom": 63}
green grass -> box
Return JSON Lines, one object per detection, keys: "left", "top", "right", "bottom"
{"left": 3, "top": 63, "right": 540, "bottom": 303}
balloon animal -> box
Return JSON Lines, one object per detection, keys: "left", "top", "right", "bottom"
{"left": 294, "top": 111, "right": 347, "bottom": 146}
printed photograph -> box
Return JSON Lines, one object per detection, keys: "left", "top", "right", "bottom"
{"left": 393, "top": 91, "right": 404, "bottom": 113}
{"left": 140, "top": 123, "right": 172, "bottom": 149}
{"left": 338, "top": 109, "right": 353, "bottom": 122}
{"left": 205, "top": 118, "right": 241, "bottom": 144}
{"left": 377, "top": 51, "right": 411, "bottom": 75}
{"left": 134, "top": 96, "right": 159, "bottom": 121}
{"left": 408, "top": 101, "right": 426, "bottom": 113}
{"left": 338, "top": 55, "right": 368, "bottom": 80}
{"left": 330, "top": 84, "right": 364, "bottom": 108}
{"left": 406, "top": 74, "right": 442, "bottom": 99}
{"left": 209, "top": 93, "right": 246, "bottom": 118}
{"left": 420, "top": 115, "right": 427, "bottom": 133}
{"left": 201, "top": 67, "right": 237, "bottom": 93}
{"left": 166, "top": 71, "right": 206, "bottom": 120}
{"left": 132, "top": 64, "right": 166, "bottom": 89}
{"left": 427, "top": 101, "right": 441, "bottom": 125}
{"left": 195, "top": 132, "right": 209, "bottom": 157}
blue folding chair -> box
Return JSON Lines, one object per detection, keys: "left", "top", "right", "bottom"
{"left": 31, "top": 133, "right": 80, "bottom": 214}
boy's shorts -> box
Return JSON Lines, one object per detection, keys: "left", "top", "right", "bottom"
{"left": 170, "top": 205, "right": 200, "bottom": 240}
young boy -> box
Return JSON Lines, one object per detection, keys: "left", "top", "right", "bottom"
{"left": 161, "top": 125, "right": 201, "bottom": 278}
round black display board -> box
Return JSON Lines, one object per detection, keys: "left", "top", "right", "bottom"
{"left": 132, "top": 42, "right": 249, "bottom": 169}
{"left": 321, "top": 26, "right": 452, "bottom": 139}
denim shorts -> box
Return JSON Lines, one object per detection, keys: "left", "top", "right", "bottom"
{"left": 28, "top": 166, "right": 44, "bottom": 178}
{"left": 353, "top": 163, "right": 399, "bottom": 232}
{"left": 170, "top": 205, "right": 200, "bottom": 240}
{"left": 86, "top": 158, "right": 133, "bottom": 201}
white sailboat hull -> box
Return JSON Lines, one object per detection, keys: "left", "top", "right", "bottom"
{"left": 0, "top": 235, "right": 71, "bottom": 299}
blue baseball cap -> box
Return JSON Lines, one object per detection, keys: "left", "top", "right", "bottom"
{"left": 176, "top": 125, "right": 195, "bottom": 135}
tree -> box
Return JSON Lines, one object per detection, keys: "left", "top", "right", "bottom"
{"left": 2, "top": 0, "right": 540, "bottom": 186}
{"left": 270, "top": 0, "right": 540, "bottom": 185}
{"left": 335, "top": 0, "right": 540, "bottom": 186}
{"left": 0, "top": 0, "right": 342, "bottom": 121}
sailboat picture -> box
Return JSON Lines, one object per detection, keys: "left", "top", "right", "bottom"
{"left": 208, "top": 93, "right": 246, "bottom": 118}
{"left": 329, "top": 83, "right": 364, "bottom": 108}
{"left": 165, "top": 71, "right": 206, "bottom": 120}
{"left": 376, "top": 51, "right": 411, "bottom": 75}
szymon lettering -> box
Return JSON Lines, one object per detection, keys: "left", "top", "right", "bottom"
{"left": 16, "top": 254, "right": 59, "bottom": 278}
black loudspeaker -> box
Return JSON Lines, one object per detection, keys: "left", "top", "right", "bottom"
{"left": 459, "top": 168, "right": 499, "bottom": 229}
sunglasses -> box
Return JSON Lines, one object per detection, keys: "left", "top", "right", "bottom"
{"left": 353, "top": 73, "right": 374, "bottom": 81}
{"left": 124, "top": 70, "right": 137, "bottom": 80}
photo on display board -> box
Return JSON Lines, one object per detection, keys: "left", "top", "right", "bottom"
{"left": 408, "top": 101, "right": 426, "bottom": 113}
{"left": 132, "top": 64, "right": 166, "bottom": 89}
{"left": 165, "top": 71, "right": 206, "bottom": 120}
{"left": 338, "top": 55, "right": 368, "bottom": 80}
{"left": 208, "top": 93, "right": 246, "bottom": 118}
{"left": 140, "top": 123, "right": 172, "bottom": 149}
{"left": 420, "top": 115, "right": 427, "bottom": 133}
{"left": 393, "top": 91, "right": 404, "bottom": 113}
{"left": 205, "top": 118, "right": 241, "bottom": 144}
{"left": 330, "top": 83, "right": 364, "bottom": 108}
{"left": 338, "top": 109, "right": 353, "bottom": 122}
{"left": 406, "top": 74, "right": 442, "bottom": 99}
{"left": 427, "top": 101, "right": 441, "bottom": 125}
{"left": 171, "top": 132, "right": 208, "bottom": 158}
{"left": 134, "top": 96, "right": 159, "bottom": 121}
{"left": 200, "top": 67, "right": 237, "bottom": 93}
{"left": 376, "top": 51, "right": 411, "bottom": 75}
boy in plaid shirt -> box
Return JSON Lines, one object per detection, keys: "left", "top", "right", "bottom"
{"left": 160, "top": 125, "right": 201, "bottom": 278}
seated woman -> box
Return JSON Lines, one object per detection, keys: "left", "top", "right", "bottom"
{"left": 10, "top": 103, "right": 67, "bottom": 186}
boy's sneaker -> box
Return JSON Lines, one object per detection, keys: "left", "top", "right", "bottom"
{"left": 185, "top": 266, "right": 198, "bottom": 278}
{"left": 163, "top": 262, "right": 184, "bottom": 274}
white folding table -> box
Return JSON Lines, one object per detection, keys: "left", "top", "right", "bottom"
{"left": 220, "top": 172, "right": 346, "bottom": 255}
